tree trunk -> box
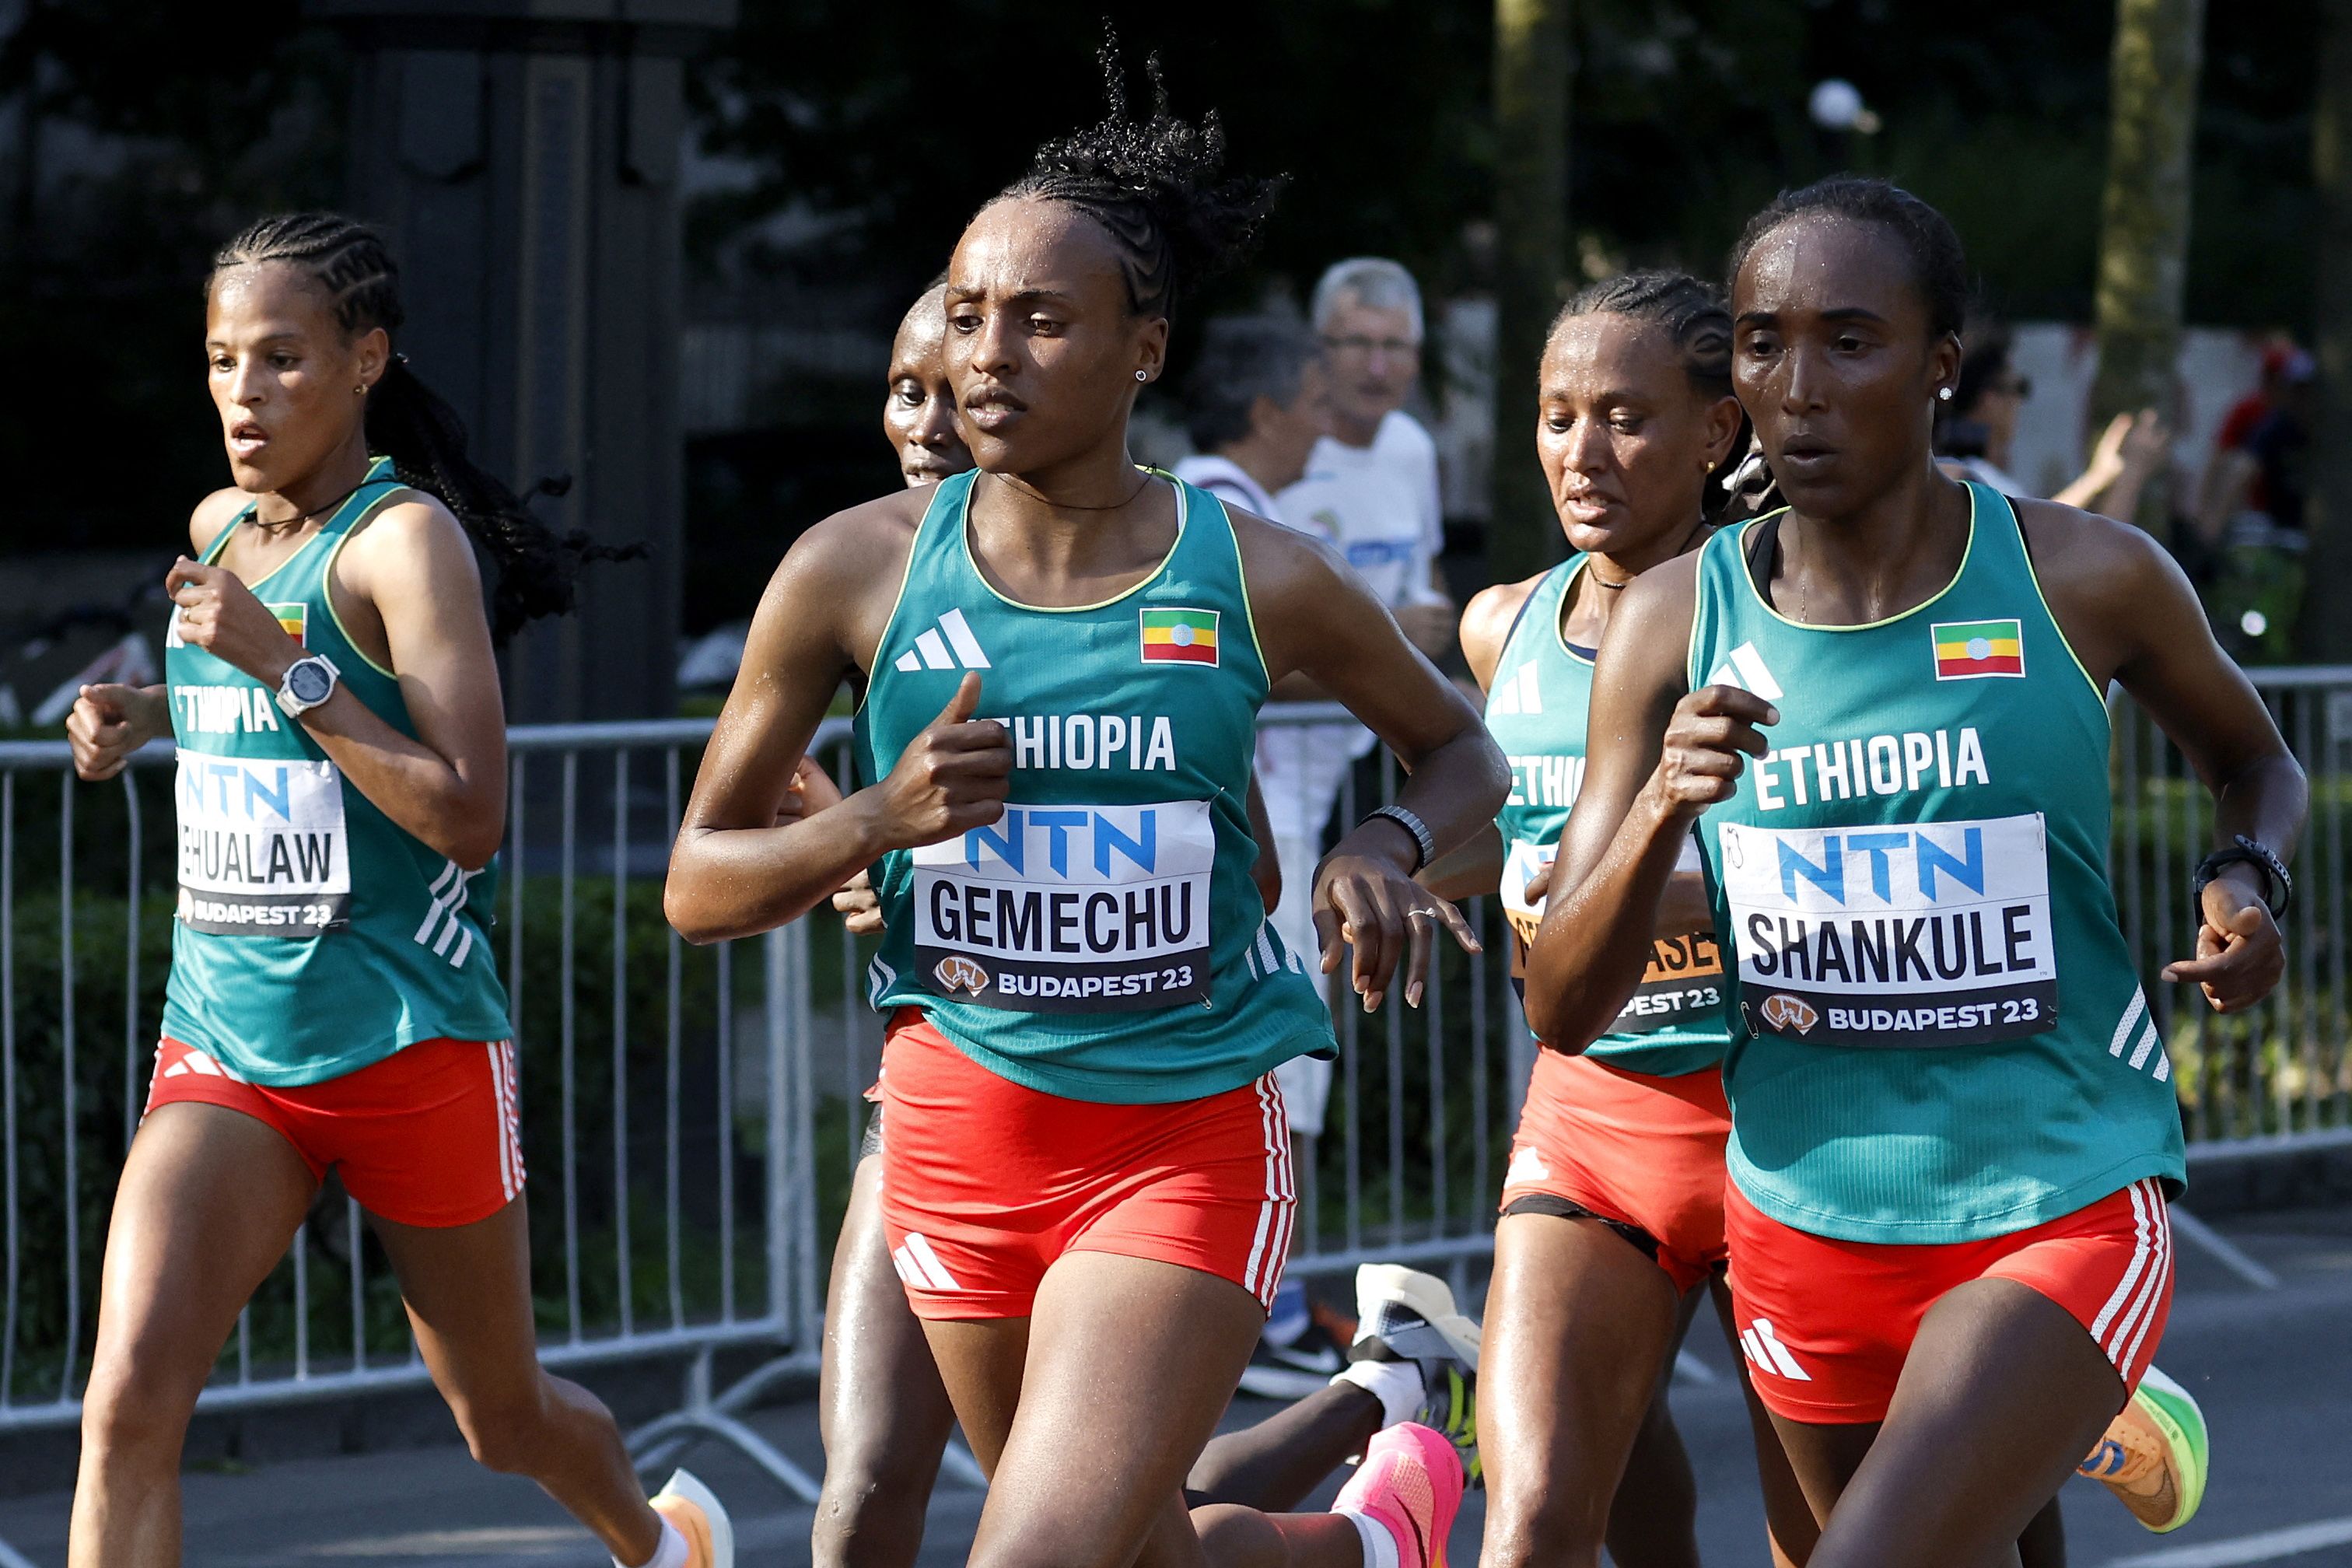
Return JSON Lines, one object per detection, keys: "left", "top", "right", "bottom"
{"left": 2302, "top": 0, "right": 2352, "bottom": 660}
{"left": 2088, "top": 0, "right": 2206, "bottom": 530}
{"left": 1489, "top": 0, "right": 1571, "bottom": 583}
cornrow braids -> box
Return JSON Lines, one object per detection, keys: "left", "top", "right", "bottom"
{"left": 1549, "top": 270, "right": 1749, "bottom": 520}
{"left": 996, "top": 27, "right": 1284, "bottom": 323}
{"left": 1728, "top": 176, "right": 1970, "bottom": 341}
{"left": 208, "top": 212, "right": 641, "bottom": 643}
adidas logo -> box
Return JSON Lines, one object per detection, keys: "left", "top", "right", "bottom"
{"left": 889, "top": 1232, "right": 963, "bottom": 1292}
{"left": 1738, "top": 1317, "right": 1812, "bottom": 1381}
{"left": 1706, "top": 640, "right": 1783, "bottom": 701}
{"left": 1488, "top": 660, "right": 1542, "bottom": 716}
{"left": 892, "top": 608, "right": 992, "bottom": 673}
{"left": 158, "top": 1045, "right": 248, "bottom": 1084}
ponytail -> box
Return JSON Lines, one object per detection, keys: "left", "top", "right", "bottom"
{"left": 362, "top": 354, "right": 642, "bottom": 642}
{"left": 211, "top": 212, "right": 640, "bottom": 644}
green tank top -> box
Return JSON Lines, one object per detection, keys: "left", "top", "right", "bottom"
{"left": 856, "top": 469, "right": 1334, "bottom": 1104}
{"left": 1688, "top": 484, "right": 2183, "bottom": 1244}
{"left": 1486, "top": 556, "right": 1727, "bottom": 1076}
{"left": 160, "top": 457, "right": 510, "bottom": 1086}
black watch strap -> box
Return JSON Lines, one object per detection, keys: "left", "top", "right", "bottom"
{"left": 2193, "top": 835, "right": 2291, "bottom": 919}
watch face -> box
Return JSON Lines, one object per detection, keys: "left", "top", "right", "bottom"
{"left": 289, "top": 660, "right": 333, "bottom": 704}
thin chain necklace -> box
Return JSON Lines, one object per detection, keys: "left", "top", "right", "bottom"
{"left": 986, "top": 468, "right": 1153, "bottom": 513}
{"left": 250, "top": 474, "right": 369, "bottom": 537}
{"left": 1589, "top": 513, "right": 1711, "bottom": 592}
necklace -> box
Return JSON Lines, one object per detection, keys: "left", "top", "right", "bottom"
{"left": 1590, "top": 513, "right": 1712, "bottom": 593}
{"left": 250, "top": 475, "right": 369, "bottom": 537}
{"left": 987, "top": 468, "right": 1153, "bottom": 513}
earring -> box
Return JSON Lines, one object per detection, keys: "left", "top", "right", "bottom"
{"left": 1136, "top": 370, "right": 1149, "bottom": 383}
{"left": 1937, "top": 386, "right": 1954, "bottom": 401}
{"left": 355, "top": 384, "right": 367, "bottom": 396}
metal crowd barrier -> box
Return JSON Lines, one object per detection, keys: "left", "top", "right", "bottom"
{"left": 0, "top": 675, "right": 2347, "bottom": 1538}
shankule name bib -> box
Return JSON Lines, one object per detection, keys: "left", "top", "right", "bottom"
{"left": 1717, "top": 811, "right": 2056, "bottom": 1047}
{"left": 915, "top": 797, "right": 1215, "bottom": 1011}
{"left": 174, "top": 753, "right": 352, "bottom": 936}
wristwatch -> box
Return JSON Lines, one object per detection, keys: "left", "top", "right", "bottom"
{"left": 276, "top": 653, "right": 342, "bottom": 718}
{"left": 2193, "top": 834, "right": 2291, "bottom": 919}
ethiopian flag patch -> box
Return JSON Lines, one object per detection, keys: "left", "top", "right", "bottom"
{"left": 269, "top": 604, "right": 307, "bottom": 647}
{"left": 1931, "top": 618, "right": 2023, "bottom": 680}
{"left": 1139, "top": 607, "right": 1219, "bottom": 667}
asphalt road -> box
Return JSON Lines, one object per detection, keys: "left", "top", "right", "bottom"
{"left": 2, "top": 1204, "right": 2347, "bottom": 1568}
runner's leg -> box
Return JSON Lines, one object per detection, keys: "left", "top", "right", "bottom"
{"left": 1185, "top": 1383, "right": 1384, "bottom": 1510}
{"left": 1478, "top": 1210, "right": 1682, "bottom": 1568}
{"left": 1706, "top": 1273, "right": 1821, "bottom": 1567}
{"left": 70, "top": 1103, "right": 318, "bottom": 1568}
{"left": 926, "top": 1251, "right": 1363, "bottom": 1568}
{"left": 815, "top": 1153, "right": 959, "bottom": 1568}
{"left": 370, "top": 1197, "right": 667, "bottom": 1564}
{"left": 1601, "top": 1283, "right": 1706, "bottom": 1568}
{"left": 1774, "top": 1279, "right": 2121, "bottom": 1568}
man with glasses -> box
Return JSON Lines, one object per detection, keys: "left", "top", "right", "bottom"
{"left": 1255, "top": 259, "right": 1457, "bottom": 1153}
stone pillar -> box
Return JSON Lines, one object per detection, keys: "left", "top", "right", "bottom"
{"left": 310, "top": 0, "right": 736, "bottom": 721}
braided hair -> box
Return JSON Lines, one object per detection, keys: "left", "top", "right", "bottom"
{"left": 208, "top": 213, "right": 640, "bottom": 642}
{"left": 1548, "top": 270, "right": 1749, "bottom": 520}
{"left": 994, "top": 30, "right": 1283, "bottom": 323}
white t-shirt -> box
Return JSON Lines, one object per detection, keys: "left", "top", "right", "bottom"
{"left": 1171, "top": 454, "right": 1287, "bottom": 526}
{"left": 1276, "top": 411, "right": 1447, "bottom": 611}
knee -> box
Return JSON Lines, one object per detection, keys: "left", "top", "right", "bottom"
{"left": 1481, "top": 1489, "right": 1605, "bottom": 1568}
{"left": 811, "top": 1463, "right": 937, "bottom": 1568}
{"left": 79, "top": 1349, "right": 201, "bottom": 1466}
{"left": 447, "top": 1383, "right": 555, "bottom": 1475}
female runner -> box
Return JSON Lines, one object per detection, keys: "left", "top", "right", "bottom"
{"left": 1446, "top": 271, "right": 1812, "bottom": 1568}
{"left": 666, "top": 58, "right": 1504, "bottom": 1568}
{"left": 65, "top": 215, "right": 728, "bottom": 1568}
{"left": 1526, "top": 177, "right": 2301, "bottom": 1566}
{"left": 812, "top": 282, "right": 1478, "bottom": 1568}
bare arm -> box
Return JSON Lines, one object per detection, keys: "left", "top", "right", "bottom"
{"left": 157, "top": 499, "right": 509, "bottom": 868}
{"left": 2024, "top": 499, "right": 2306, "bottom": 1011}
{"left": 663, "top": 498, "right": 1012, "bottom": 944}
{"left": 68, "top": 490, "right": 250, "bottom": 781}
{"left": 1241, "top": 515, "right": 1509, "bottom": 1008}
{"left": 1522, "top": 558, "right": 1775, "bottom": 1048}
{"left": 1245, "top": 769, "right": 1282, "bottom": 913}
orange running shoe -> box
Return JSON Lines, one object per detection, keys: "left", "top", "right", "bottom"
{"left": 2077, "top": 1366, "right": 2207, "bottom": 1534}
{"left": 649, "top": 1468, "right": 734, "bottom": 1567}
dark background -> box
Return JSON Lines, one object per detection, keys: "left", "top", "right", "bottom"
{"left": 0, "top": 0, "right": 2320, "bottom": 637}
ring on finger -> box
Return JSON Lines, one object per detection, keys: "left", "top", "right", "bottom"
{"left": 1405, "top": 908, "right": 1437, "bottom": 922}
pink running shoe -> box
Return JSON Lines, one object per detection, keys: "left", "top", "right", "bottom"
{"left": 1332, "top": 1421, "right": 1465, "bottom": 1568}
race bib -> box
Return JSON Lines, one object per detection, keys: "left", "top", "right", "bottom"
{"left": 1615, "top": 929, "right": 1727, "bottom": 1036}
{"left": 1717, "top": 813, "right": 2057, "bottom": 1048}
{"left": 174, "top": 754, "right": 352, "bottom": 937}
{"left": 1499, "top": 836, "right": 1555, "bottom": 950}
{"left": 912, "top": 800, "right": 1215, "bottom": 1013}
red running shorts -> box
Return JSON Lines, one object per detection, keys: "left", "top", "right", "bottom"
{"left": 145, "top": 1036, "right": 525, "bottom": 1228}
{"left": 1725, "top": 1177, "right": 2175, "bottom": 1423}
{"left": 875, "top": 1010, "right": 1296, "bottom": 1321}
{"left": 1498, "top": 1048, "right": 1732, "bottom": 1294}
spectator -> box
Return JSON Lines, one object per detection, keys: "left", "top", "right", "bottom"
{"left": 1935, "top": 325, "right": 2168, "bottom": 522}
{"left": 1173, "top": 317, "right": 1331, "bottom": 520}
{"left": 1242, "top": 260, "right": 1454, "bottom": 1155}
{"left": 2198, "top": 343, "right": 2314, "bottom": 541}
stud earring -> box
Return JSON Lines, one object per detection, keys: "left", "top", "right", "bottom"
{"left": 1937, "top": 386, "right": 1954, "bottom": 401}
{"left": 1136, "top": 370, "right": 1149, "bottom": 383}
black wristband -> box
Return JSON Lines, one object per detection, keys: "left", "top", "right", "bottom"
{"left": 1362, "top": 804, "right": 1434, "bottom": 874}
{"left": 2193, "top": 835, "right": 2290, "bottom": 919}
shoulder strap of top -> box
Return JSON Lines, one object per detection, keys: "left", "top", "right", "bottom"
{"left": 1496, "top": 555, "right": 1579, "bottom": 667}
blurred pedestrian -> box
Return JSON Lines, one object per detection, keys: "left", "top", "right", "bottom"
{"left": 1935, "top": 325, "right": 2168, "bottom": 523}
{"left": 1174, "top": 317, "right": 1332, "bottom": 522}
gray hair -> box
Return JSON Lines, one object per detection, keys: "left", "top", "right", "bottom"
{"left": 1185, "top": 316, "right": 1321, "bottom": 451}
{"left": 1310, "top": 257, "right": 1424, "bottom": 341}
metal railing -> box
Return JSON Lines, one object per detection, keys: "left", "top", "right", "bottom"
{"left": 1, "top": 674, "right": 2347, "bottom": 1535}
